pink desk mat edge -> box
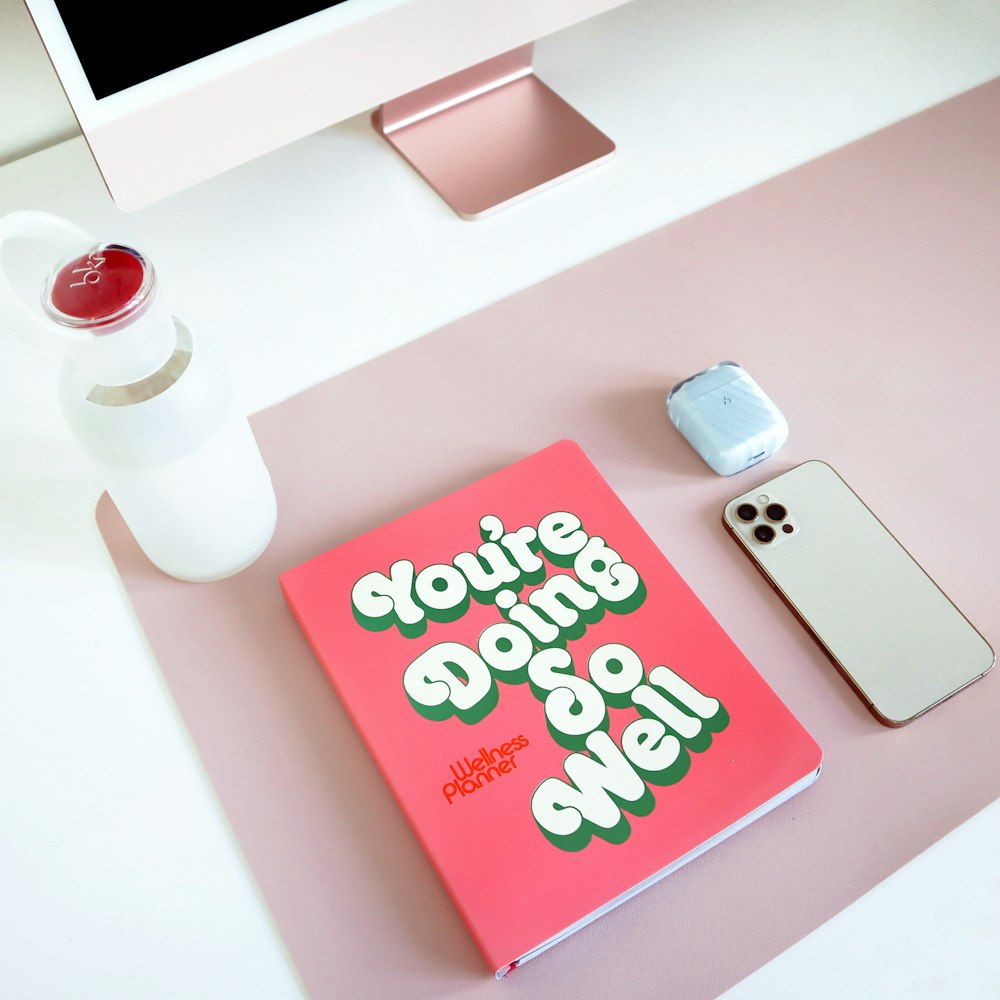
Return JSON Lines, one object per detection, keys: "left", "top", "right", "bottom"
{"left": 98, "top": 79, "right": 1000, "bottom": 1000}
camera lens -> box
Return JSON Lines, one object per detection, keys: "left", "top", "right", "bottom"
{"left": 765, "top": 503, "right": 787, "bottom": 521}
{"left": 736, "top": 503, "right": 758, "bottom": 522}
{"left": 753, "top": 524, "right": 776, "bottom": 543}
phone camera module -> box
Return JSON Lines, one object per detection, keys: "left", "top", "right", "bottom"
{"left": 753, "top": 524, "right": 776, "bottom": 543}
{"left": 765, "top": 503, "right": 787, "bottom": 521}
{"left": 737, "top": 503, "right": 758, "bottom": 522}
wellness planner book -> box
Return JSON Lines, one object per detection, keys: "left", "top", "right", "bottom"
{"left": 279, "top": 440, "right": 822, "bottom": 977}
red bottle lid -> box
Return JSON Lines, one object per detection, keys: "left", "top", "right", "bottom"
{"left": 43, "top": 243, "right": 154, "bottom": 331}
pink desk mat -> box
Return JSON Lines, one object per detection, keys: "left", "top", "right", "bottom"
{"left": 99, "top": 80, "right": 1000, "bottom": 999}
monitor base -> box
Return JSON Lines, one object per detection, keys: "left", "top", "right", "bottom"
{"left": 372, "top": 45, "right": 615, "bottom": 220}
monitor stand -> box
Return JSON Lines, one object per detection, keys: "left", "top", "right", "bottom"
{"left": 372, "top": 45, "right": 615, "bottom": 220}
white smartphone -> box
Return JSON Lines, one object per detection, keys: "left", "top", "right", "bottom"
{"left": 723, "top": 461, "right": 994, "bottom": 726}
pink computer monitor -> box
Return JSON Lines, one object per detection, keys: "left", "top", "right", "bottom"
{"left": 23, "top": 0, "right": 634, "bottom": 215}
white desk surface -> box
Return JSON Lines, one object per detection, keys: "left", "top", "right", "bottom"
{"left": 2, "top": 1, "right": 999, "bottom": 997}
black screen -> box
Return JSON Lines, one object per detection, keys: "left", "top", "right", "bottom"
{"left": 55, "top": 2, "right": 350, "bottom": 99}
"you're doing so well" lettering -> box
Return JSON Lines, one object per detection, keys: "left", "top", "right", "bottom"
{"left": 350, "top": 511, "right": 728, "bottom": 852}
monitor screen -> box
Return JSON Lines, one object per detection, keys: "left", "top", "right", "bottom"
{"left": 54, "top": 1, "right": 349, "bottom": 99}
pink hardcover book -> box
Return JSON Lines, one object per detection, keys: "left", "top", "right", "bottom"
{"left": 279, "top": 440, "right": 822, "bottom": 977}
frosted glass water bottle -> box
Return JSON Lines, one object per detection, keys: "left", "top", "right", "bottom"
{"left": 0, "top": 210, "right": 277, "bottom": 581}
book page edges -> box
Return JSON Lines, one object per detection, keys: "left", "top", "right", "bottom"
{"left": 495, "top": 762, "right": 822, "bottom": 979}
